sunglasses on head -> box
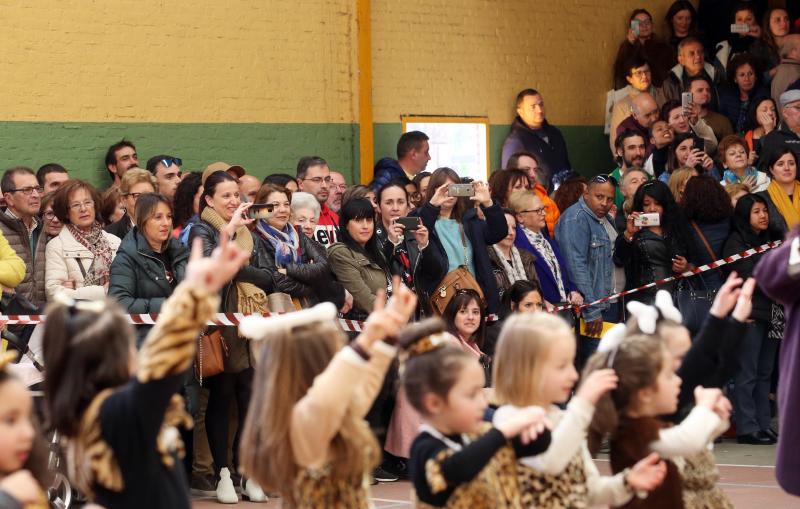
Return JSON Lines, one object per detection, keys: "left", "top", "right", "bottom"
{"left": 591, "top": 174, "right": 618, "bottom": 187}
{"left": 160, "top": 157, "right": 182, "bottom": 168}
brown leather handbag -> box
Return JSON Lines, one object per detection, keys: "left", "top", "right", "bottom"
{"left": 429, "top": 224, "right": 485, "bottom": 315}
{"left": 195, "top": 329, "right": 226, "bottom": 385}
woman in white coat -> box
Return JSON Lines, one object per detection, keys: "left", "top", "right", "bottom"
{"left": 45, "top": 180, "right": 120, "bottom": 301}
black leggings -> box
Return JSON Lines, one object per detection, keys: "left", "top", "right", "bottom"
{"left": 204, "top": 368, "right": 253, "bottom": 476}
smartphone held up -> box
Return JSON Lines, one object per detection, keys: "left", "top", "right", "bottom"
{"left": 247, "top": 204, "right": 275, "bottom": 220}
{"left": 447, "top": 183, "right": 475, "bottom": 197}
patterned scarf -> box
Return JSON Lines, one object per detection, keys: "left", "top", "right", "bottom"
{"left": 524, "top": 227, "right": 567, "bottom": 300}
{"left": 767, "top": 179, "right": 800, "bottom": 228}
{"left": 394, "top": 243, "right": 413, "bottom": 287}
{"left": 722, "top": 166, "right": 758, "bottom": 186}
{"left": 66, "top": 222, "right": 113, "bottom": 286}
{"left": 256, "top": 219, "right": 299, "bottom": 268}
{"left": 492, "top": 245, "right": 527, "bottom": 284}
{"left": 200, "top": 207, "right": 267, "bottom": 316}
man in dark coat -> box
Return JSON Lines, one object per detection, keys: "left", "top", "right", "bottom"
{"left": 501, "top": 89, "right": 571, "bottom": 192}
{"left": 371, "top": 130, "right": 431, "bottom": 191}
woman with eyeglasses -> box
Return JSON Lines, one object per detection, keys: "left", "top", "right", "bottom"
{"left": 40, "top": 192, "right": 63, "bottom": 239}
{"left": 507, "top": 189, "right": 582, "bottom": 309}
{"left": 45, "top": 180, "right": 121, "bottom": 301}
{"left": 105, "top": 169, "right": 158, "bottom": 241}
{"left": 615, "top": 180, "right": 692, "bottom": 303}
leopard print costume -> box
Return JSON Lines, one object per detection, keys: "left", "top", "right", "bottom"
{"left": 289, "top": 465, "right": 371, "bottom": 509}
{"left": 65, "top": 284, "right": 218, "bottom": 497}
{"left": 415, "top": 422, "right": 522, "bottom": 509}
{"left": 517, "top": 451, "right": 589, "bottom": 509}
{"left": 677, "top": 450, "right": 733, "bottom": 509}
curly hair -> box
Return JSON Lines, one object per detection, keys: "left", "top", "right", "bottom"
{"left": 681, "top": 174, "right": 734, "bottom": 222}
{"left": 173, "top": 172, "right": 202, "bottom": 229}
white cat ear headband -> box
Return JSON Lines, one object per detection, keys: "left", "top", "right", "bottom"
{"left": 626, "top": 290, "right": 682, "bottom": 334}
{"left": 239, "top": 302, "right": 338, "bottom": 340}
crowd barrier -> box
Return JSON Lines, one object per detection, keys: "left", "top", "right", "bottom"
{"left": 0, "top": 240, "right": 783, "bottom": 332}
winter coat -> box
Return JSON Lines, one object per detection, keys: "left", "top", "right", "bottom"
{"left": 416, "top": 201, "right": 508, "bottom": 315}
{"left": 45, "top": 227, "right": 121, "bottom": 302}
{"left": 189, "top": 220, "right": 274, "bottom": 373}
{"left": 109, "top": 227, "right": 189, "bottom": 346}
{"left": 758, "top": 122, "right": 800, "bottom": 173}
{"left": 721, "top": 229, "right": 774, "bottom": 322}
{"left": 104, "top": 215, "right": 133, "bottom": 241}
{"left": 0, "top": 212, "right": 47, "bottom": 306}
{"left": 613, "top": 228, "right": 688, "bottom": 302}
{"left": 514, "top": 225, "right": 576, "bottom": 305}
{"left": 501, "top": 118, "right": 571, "bottom": 191}
{"left": 0, "top": 231, "right": 26, "bottom": 290}
{"left": 371, "top": 157, "right": 408, "bottom": 191}
{"left": 486, "top": 245, "right": 539, "bottom": 302}
{"left": 328, "top": 242, "right": 390, "bottom": 319}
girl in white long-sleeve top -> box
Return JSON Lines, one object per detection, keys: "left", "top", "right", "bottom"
{"left": 491, "top": 312, "right": 667, "bottom": 508}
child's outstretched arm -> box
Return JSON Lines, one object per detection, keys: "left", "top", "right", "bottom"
{"left": 584, "top": 450, "right": 667, "bottom": 506}
{"left": 651, "top": 387, "right": 727, "bottom": 458}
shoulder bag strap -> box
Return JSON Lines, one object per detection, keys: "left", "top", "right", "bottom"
{"left": 690, "top": 221, "right": 716, "bottom": 260}
{"left": 458, "top": 223, "right": 470, "bottom": 268}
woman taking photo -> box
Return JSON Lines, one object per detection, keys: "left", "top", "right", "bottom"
{"left": 723, "top": 194, "right": 783, "bottom": 445}
{"left": 759, "top": 148, "right": 800, "bottom": 233}
{"left": 614, "top": 180, "right": 692, "bottom": 303}
{"left": 507, "top": 189, "right": 581, "bottom": 309}
{"left": 109, "top": 193, "right": 189, "bottom": 347}
{"left": 417, "top": 167, "right": 507, "bottom": 315}
{"left": 328, "top": 197, "right": 393, "bottom": 320}
{"left": 45, "top": 180, "right": 121, "bottom": 301}
{"left": 487, "top": 208, "right": 539, "bottom": 302}
{"left": 612, "top": 8, "right": 673, "bottom": 88}
{"left": 374, "top": 180, "right": 446, "bottom": 316}
{"left": 105, "top": 169, "right": 157, "bottom": 240}
{"left": 189, "top": 170, "right": 272, "bottom": 503}
{"left": 660, "top": 132, "right": 718, "bottom": 184}
{"left": 253, "top": 183, "right": 349, "bottom": 311}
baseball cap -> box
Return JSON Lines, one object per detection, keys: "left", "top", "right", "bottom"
{"left": 202, "top": 162, "right": 245, "bottom": 184}
{"left": 779, "top": 89, "right": 800, "bottom": 109}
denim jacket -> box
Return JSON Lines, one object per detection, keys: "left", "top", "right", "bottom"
{"left": 554, "top": 196, "right": 614, "bottom": 322}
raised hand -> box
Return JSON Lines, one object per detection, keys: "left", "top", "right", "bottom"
{"left": 694, "top": 386, "right": 723, "bottom": 410}
{"left": 429, "top": 183, "right": 450, "bottom": 207}
{"left": 709, "top": 272, "right": 743, "bottom": 318}
{"left": 185, "top": 234, "right": 250, "bottom": 294}
{"left": 225, "top": 202, "right": 254, "bottom": 236}
{"left": 413, "top": 224, "right": 430, "bottom": 249}
{"left": 576, "top": 368, "right": 619, "bottom": 405}
{"left": 358, "top": 276, "right": 417, "bottom": 348}
{"left": 471, "top": 181, "right": 493, "bottom": 207}
{"left": 625, "top": 453, "right": 667, "bottom": 492}
{"left": 731, "top": 277, "right": 756, "bottom": 323}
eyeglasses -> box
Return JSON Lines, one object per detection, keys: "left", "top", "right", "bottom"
{"left": 68, "top": 200, "right": 95, "bottom": 211}
{"left": 6, "top": 186, "right": 43, "bottom": 196}
{"left": 160, "top": 157, "right": 182, "bottom": 168}
{"left": 44, "top": 211, "right": 59, "bottom": 221}
{"left": 303, "top": 176, "right": 332, "bottom": 184}
{"left": 631, "top": 69, "right": 652, "bottom": 78}
{"left": 591, "top": 174, "right": 619, "bottom": 187}
{"left": 521, "top": 207, "right": 546, "bottom": 215}
{"left": 124, "top": 192, "right": 145, "bottom": 200}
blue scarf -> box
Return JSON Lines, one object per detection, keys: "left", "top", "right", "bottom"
{"left": 722, "top": 166, "right": 758, "bottom": 186}
{"left": 257, "top": 220, "right": 300, "bottom": 267}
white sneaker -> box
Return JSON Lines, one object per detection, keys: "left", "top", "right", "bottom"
{"left": 216, "top": 468, "right": 239, "bottom": 504}
{"left": 244, "top": 478, "right": 268, "bottom": 502}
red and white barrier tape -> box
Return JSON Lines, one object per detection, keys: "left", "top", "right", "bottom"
{"left": 0, "top": 241, "right": 778, "bottom": 329}
{"left": 552, "top": 239, "right": 782, "bottom": 312}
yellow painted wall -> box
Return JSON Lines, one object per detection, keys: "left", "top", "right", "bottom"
{"left": 371, "top": 0, "right": 678, "bottom": 125}
{"left": 0, "top": 0, "right": 358, "bottom": 123}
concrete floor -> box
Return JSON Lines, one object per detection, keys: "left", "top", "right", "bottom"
{"left": 192, "top": 441, "right": 800, "bottom": 508}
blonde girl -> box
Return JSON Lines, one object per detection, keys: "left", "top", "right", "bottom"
{"left": 492, "top": 312, "right": 666, "bottom": 508}
{"left": 238, "top": 277, "right": 417, "bottom": 508}
{"left": 403, "top": 332, "right": 552, "bottom": 508}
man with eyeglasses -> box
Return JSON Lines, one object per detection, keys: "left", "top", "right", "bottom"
{"left": 0, "top": 167, "right": 47, "bottom": 306}
{"left": 146, "top": 155, "right": 182, "bottom": 201}
{"left": 326, "top": 171, "right": 347, "bottom": 213}
{"left": 555, "top": 175, "right": 622, "bottom": 370}
{"left": 608, "top": 55, "right": 660, "bottom": 155}
{"left": 759, "top": 89, "right": 800, "bottom": 173}
{"left": 104, "top": 139, "right": 139, "bottom": 188}
{"left": 296, "top": 155, "right": 339, "bottom": 247}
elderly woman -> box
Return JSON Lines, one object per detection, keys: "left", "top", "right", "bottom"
{"left": 105, "top": 168, "right": 158, "bottom": 240}
{"left": 45, "top": 180, "right": 121, "bottom": 301}
{"left": 40, "top": 191, "right": 63, "bottom": 240}
{"left": 507, "top": 188, "right": 581, "bottom": 308}
{"left": 253, "top": 183, "right": 350, "bottom": 311}
{"left": 487, "top": 208, "right": 539, "bottom": 302}
{"left": 109, "top": 193, "right": 189, "bottom": 346}
{"left": 290, "top": 191, "right": 320, "bottom": 240}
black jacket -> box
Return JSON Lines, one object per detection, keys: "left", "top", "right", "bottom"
{"left": 109, "top": 227, "right": 189, "bottom": 346}
{"left": 375, "top": 224, "right": 448, "bottom": 316}
{"left": 614, "top": 229, "right": 689, "bottom": 303}
{"left": 758, "top": 122, "right": 800, "bottom": 173}
{"left": 501, "top": 118, "right": 571, "bottom": 191}
{"left": 254, "top": 229, "right": 345, "bottom": 308}
{"left": 105, "top": 215, "right": 132, "bottom": 240}
{"left": 721, "top": 229, "right": 774, "bottom": 322}
{"left": 189, "top": 220, "right": 274, "bottom": 372}
{"left": 416, "top": 202, "right": 508, "bottom": 314}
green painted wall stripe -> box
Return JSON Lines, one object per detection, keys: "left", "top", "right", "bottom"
{"left": 0, "top": 121, "right": 613, "bottom": 190}
{"left": 0, "top": 122, "right": 360, "bottom": 187}
{"left": 373, "top": 123, "right": 614, "bottom": 178}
